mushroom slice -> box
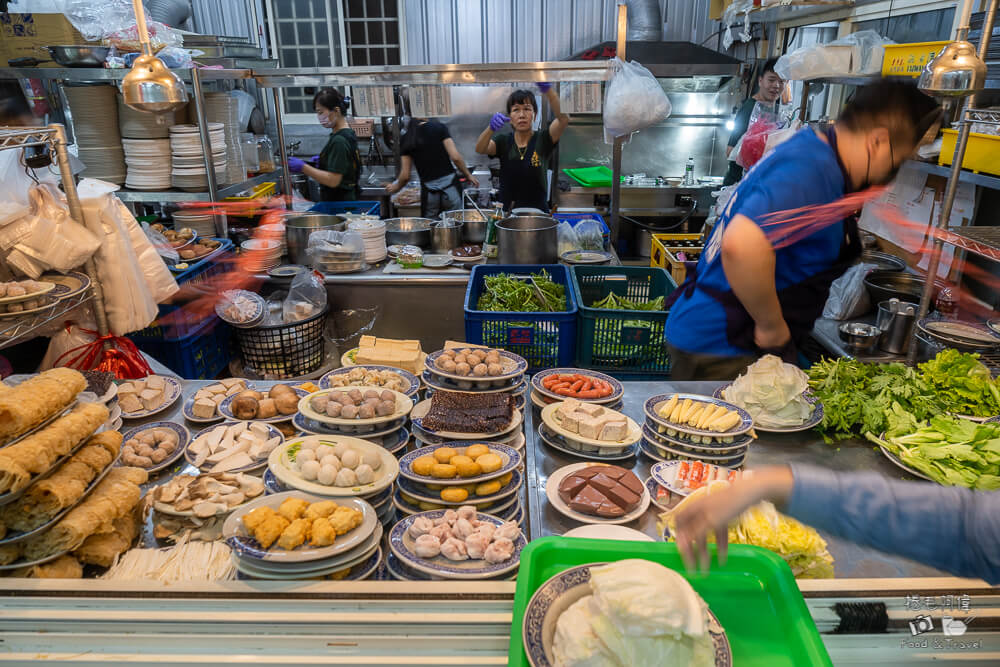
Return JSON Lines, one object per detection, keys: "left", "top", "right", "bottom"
{"left": 192, "top": 501, "right": 223, "bottom": 518}
{"left": 220, "top": 491, "right": 246, "bottom": 507}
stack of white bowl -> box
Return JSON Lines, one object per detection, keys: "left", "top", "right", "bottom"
{"left": 64, "top": 85, "right": 126, "bottom": 184}
{"left": 169, "top": 124, "right": 226, "bottom": 192}
{"left": 171, "top": 209, "right": 222, "bottom": 238}
{"left": 204, "top": 92, "right": 246, "bottom": 186}
{"left": 122, "top": 138, "right": 172, "bottom": 190}
{"left": 241, "top": 238, "right": 282, "bottom": 272}
{"left": 347, "top": 219, "right": 388, "bottom": 264}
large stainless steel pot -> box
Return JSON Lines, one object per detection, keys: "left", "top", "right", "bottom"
{"left": 431, "top": 220, "right": 463, "bottom": 253}
{"left": 45, "top": 45, "right": 111, "bottom": 67}
{"left": 441, "top": 209, "right": 490, "bottom": 243}
{"left": 496, "top": 215, "right": 557, "bottom": 265}
{"left": 285, "top": 213, "right": 346, "bottom": 265}
{"left": 384, "top": 217, "right": 433, "bottom": 248}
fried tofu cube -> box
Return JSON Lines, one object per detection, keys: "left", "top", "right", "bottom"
{"left": 329, "top": 506, "right": 363, "bottom": 535}
{"left": 277, "top": 497, "right": 310, "bottom": 522}
{"left": 304, "top": 500, "right": 339, "bottom": 521}
{"left": 243, "top": 505, "right": 277, "bottom": 532}
{"left": 251, "top": 514, "right": 290, "bottom": 549}
{"left": 277, "top": 518, "right": 311, "bottom": 550}
{"left": 309, "top": 517, "right": 337, "bottom": 547}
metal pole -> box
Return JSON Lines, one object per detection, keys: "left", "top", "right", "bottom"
{"left": 272, "top": 88, "right": 293, "bottom": 211}
{"left": 50, "top": 123, "right": 112, "bottom": 340}
{"left": 799, "top": 81, "right": 811, "bottom": 123}
{"left": 190, "top": 68, "right": 222, "bottom": 236}
{"left": 906, "top": 0, "right": 997, "bottom": 364}
{"left": 609, "top": 3, "right": 627, "bottom": 250}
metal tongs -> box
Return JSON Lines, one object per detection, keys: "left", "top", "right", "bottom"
{"left": 509, "top": 273, "right": 552, "bottom": 312}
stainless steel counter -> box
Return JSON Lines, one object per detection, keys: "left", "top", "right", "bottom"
{"left": 524, "top": 379, "right": 949, "bottom": 579}
{"left": 559, "top": 182, "right": 718, "bottom": 216}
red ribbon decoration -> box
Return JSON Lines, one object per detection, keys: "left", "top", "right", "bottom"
{"left": 52, "top": 327, "right": 154, "bottom": 379}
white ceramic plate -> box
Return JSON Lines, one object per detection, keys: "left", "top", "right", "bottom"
{"left": 644, "top": 393, "right": 753, "bottom": 438}
{"left": 297, "top": 388, "right": 413, "bottom": 427}
{"left": 424, "top": 348, "right": 527, "bottom": 384}
{"left": 649, "top": 460, "right": 745, "bottom": 497}
{"left": 530, "top": 369, "right": 623, "bottom": 404}
{"left": 544, "top": 462, "right": 650, "bottom": 526}
{"left": 713, "top": 385, "right": 823, "bottom": 434}
{"left": 234, "top": 539, "right": 382, "bottom": 580}
{"left": 536, "top": 423, "right": 637, "bottom": 462}
{"left": 223, "top": 491, "right": 377, "bottom": 563}
{"left": 0, "top": 297, "right": 58, "bottom": 319}
{"left": 397, "top": 442, "right": 521, "bottom": 486}
{"left": 561, "top": 525, "right": 654, "bottom": 542}
{"left": 120, "top": 376, "right": 182, "bottom": 419}
{"left": 318, "top": 365, "right": 420, "bottom": 397}
{"left": 410, "top": 398, "right": 522, "bottom": 440}
{"left": 267, "top": 435, "right": 399, "bottom": 498}
{"left": 183, "top": 421, "right": 284, "bottom": 474}
{"left": 540, "top": 402, "right": 641, "bottom": 450}
{"left": 0, "top": 281, "right": 54, "bottom": 305}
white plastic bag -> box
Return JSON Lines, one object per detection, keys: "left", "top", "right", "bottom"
{"left": 603, "top": 59, "right": 672, "bottom": 142}
{"left": 822, "top": 262, "right": 876, "bottom": 320}
{"left": 4, "top": 184, "right": 101, "bottom": 276}
{"left": 141, "top": 221, "right": 180, "bottom": 263}
{"left": 283, "top": 270, "right": 327, "bottom": 323}
{"left": 557, "top": 221, "right": 580, "bottom": 255}
{"left": 40, "top": 322, "right": 99, "bottom": 371}
{"left": 775, "top": 30, "right": 893, "bottom": 80}
{"left": 764, "top": 119, "right": 802, "bottom": 155}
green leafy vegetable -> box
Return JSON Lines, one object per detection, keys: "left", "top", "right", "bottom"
{"left": 917, "top": 349, "right": 1000, "bottom": 417}
{"left": 590, "top": 293, "right": 665, "bottom": 311}
{"left": 476, "top": 270, "right": 567, "bottom": 312}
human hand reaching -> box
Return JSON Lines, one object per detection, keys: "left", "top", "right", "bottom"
{"left": 287, "top": 156, "right": 305, "bottom": 173}
{"left": 489, "top": 112, "right": 510, "bottom": 131}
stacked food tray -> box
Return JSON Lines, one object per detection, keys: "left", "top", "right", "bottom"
{"left": 640, "top": 392, "right": 755, "bottom": 468}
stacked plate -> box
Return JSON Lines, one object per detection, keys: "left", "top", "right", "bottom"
{"left": 117, "top": 93, "right": 185, "bottom": 139}
{"left": 171, "top": 209, "right": 222, "bottom": 238}
{"left": 396, "top": 441, "right": 522, "bottom": 513}
{"left": 241, "top": 238, "right": 282, "bottom": 272}
{"left": 223, "top": 491, "right": 383, "bottom": 580}
{"left": 536, "top": 395, "right": 640, "bottom": 461}
{"left": 262, "top": 468, "right": 399, "bottom": 530}
{"left": 170, "top": 124, "right": 226, "bottom": 192}
{"left": 347, "top": 219, "right": 388, "bottom": 264}
{"left": 65, "top": 85, "right": 126, "bottom": 184}
{"left": 529, "top": 369, "right": 623, "bottom": 411}
{"left": 641, "top": 393, "right": 754, "bottom": 468}
{"left": 122, "top": 138, "right": 172, "bottom": 190}
{"left": 257, "top": 223, "right": 287, "bottom": 256}
{"left": 204, "top": 92, "right": 246, "bottom": 186}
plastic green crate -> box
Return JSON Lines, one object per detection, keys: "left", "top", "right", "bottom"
{"left": 571, "top": 265, "right": 677, "bottom": 375}
{"left": 509, "top": 538, "right": 831, "bottom": 667}
{"left": 563, "top": 165, "right": 614, "bottom": 187}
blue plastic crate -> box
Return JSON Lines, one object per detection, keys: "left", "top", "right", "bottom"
{"left": 464, "top": 264, "right": 578, "bottom": 371}
{"left": 308, "top": 200, "right": 381, "bottom": 216}
{"left": 129, "top": 315, "right": 231, "bottom": 380}
{"left": 553, "top": 212, "right": 610, "bottom": 250}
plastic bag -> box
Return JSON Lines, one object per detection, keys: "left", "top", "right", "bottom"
{"left": 557, "top": 221, "right": 580, "bottom": 255}
{"left": 283, "top": 270, "right": 327, "bottom": 323}
{"left": 573, "top": 220, "right": 605, "bottom": 251}
{"left": 391, "top": 182, "right": 421, "bottom": 207}
{"left": 141, "top": 222, "right": 179, "bottom": 263}
{"left": 5, "top": 184, "right": 101, "bottom": 276}
{"left": 775, "top": 30, "right": 893, "bottom": 80}
{"left": 737, "top": 103, "right": 782, "bottom": 169}
{"left": 231, "top": 90, "right": 256, "bottom": 132}
{"left": 603, "top": 58, "right": 672, "bottom": 142}
{"left": 822, "top": 262, "right": 876, "bottom": 320}
{"left": 764, "top": 119, "right": 802, "bottom": 155}
{"left": 64, "top": 0, "right": 145, "bottom": 42}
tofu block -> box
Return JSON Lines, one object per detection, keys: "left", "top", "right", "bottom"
{"left": 577, "top": 403, "right": 605, "bottom": 418}
{"left": 118, "top": 382, "right": 136, "bottom": 395}
{"left": 576, "top": 415, "right": 604, "bottom": 440}
{"left": 146, "top": 375, "right": 165, "bottom": 391}
{"left": 119, "top": 393, "right": 142, "bottom": 413}
{"left": 210, "top": 452, "right": 253, "bottom": 473}
{"left": 207, "top": 439, "right": 250, "bottom": 463}
{"left": 598, "top": 418, "right": 628, "bottom": 442}
{"left": 219, "top": 378, "right": 244, "bottom": 389}
{"left": 139, "top": 388, "right": 162, "bottom": 411}
{"left": 213, "top": 394, "right": 227, "bottom": 406}
{"left": 225, "top": 384, "right": 243, "bottom": 397}
{"left": 132, "top": 379, "right": 147, "bottom": 393}
{"left": 192, "top": 398, "right": 217, "bottom": 419}
{"left": 206, "top": 383, "right": 227, "bottom": 395}
{"left": 194, "top": 389, "right": 213, "bottom": 402}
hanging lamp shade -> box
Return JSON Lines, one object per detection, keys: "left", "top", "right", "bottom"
{"left": 121, "top": 0, "right": 188, "bottom": 113}
{"left": 918, "top": 40, "right": 986, "bottom": 98}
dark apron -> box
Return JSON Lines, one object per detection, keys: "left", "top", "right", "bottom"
{"left": 498, "top": 132, "right": 548, "bottom": 211}
{"left": 420, "top": 173, "right": 461, "bottom": 218}
{"left": 319, "top": 131, "right": 362, "bottom": 202}
{"left": 666, "top": 127, "right": 861, "bottom": 363}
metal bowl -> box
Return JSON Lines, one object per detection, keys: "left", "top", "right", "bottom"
{"left": 384, "top": 217, "right": 433, "bottom": 248}
{"left": 45, "top": 45, "right": 111, "bottom": 67}
{"left": 863, "top": 270, "right": 941, "bottom": 307}
{"left": 284, "top": 213, "right": 346, "bottom": 265}
{"left": 839, "top": 322, "right": 882, "bottom": 352}
{"left": 441, "top": 209, "right": 492, "bottom": 243}
{"left": 860, "top": 250, "right": 905, "bottom": 272}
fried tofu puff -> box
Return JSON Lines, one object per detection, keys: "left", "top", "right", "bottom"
{"left": 277, "top": 497, "right": 310, "bottom": 522}
{"left": 329, "top": 506, "right": 364, "bottom": 535}
{"left": 309, "top": 517, "right": 337, "bottom": 547}
{"left": 243, "top": 506, "right": 277, "bottom": 533}
{"left": 304, "top": 500, "right": 339, "bottom": 521}
{"left": 252, "top": 514, "right": 290, "bottom": 549}
{"left": 277, "top": 518, "right": 311, "bottom": 550}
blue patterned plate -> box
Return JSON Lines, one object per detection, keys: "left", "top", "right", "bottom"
{"left": 530, "top": 368, "right": 623, "bottom": 404}
{"left": 236, "top": 544, "right": 383, "bottom": 581}
{"left": 231, "top": 524, "right": 384, "bottom": 576}
{"left": 537, "top": 423, "right": 637, "bottom": 462}
{"left": 713, "top": 385, "right": 823, "bottom": 433}
{"left": 522, "top": 563, "right": 732, "bottom": 667}
{"left": 184, "top": 421, "right": 284, "bottom": 474}
{"left": 222, "top": 491, "right": 377, "bottom": 563}
{"left": 421, "top": 369, "right": 526, "bottom": 394}
{"left": 642, "top": 423, "right": 753, "bottom": 454}
{"left": 425, "top": 348, "right": 528, "bottom": 384}
{"left": 119, "top": 421, "right": 190, "bottom": 475}
{"left": 639, "top": 438, "right": 747, "bottom": 468}
{"left": 40, "top": 270, "right": 90, "bottom": 300}
{"left": 396, "top": 467, "right": 522, "bottom": 506}
{"left": 398, "top": 442, "right": 521, "bottom": 486}
{"left": 389, "top": 510, "right": 525, "bottom": 579}
{"left": 218, "top": 387, "right": 307, "bottom": 424}
{"left": 410, "top": 398, "right": 523, "bottom": 440}
{"left": 650, "top": 460, "right": 743, "bottom": 498}
{"left": 644, "top": 393, "right": 753, "bottom": 438}
{"left": 319, "top": 365, "right": 420, "bottom": 397}
{"left": 393, "top": 484, "right": 520, "bottom": 517}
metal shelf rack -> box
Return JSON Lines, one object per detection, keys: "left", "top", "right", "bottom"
{"left": 0, "top": 124, "right": 111, "bottom": 349}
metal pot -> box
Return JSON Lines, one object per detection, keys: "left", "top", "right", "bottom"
{"left": 430, "top": 220, "right": 463, "bottom": 253}
{"left": 838, "top": 322, "right": 881, "bottom": 353}
{"left": 441, "top": 209, "right": 490, "bottom": 243}
{"left": 496, "top": 215, "right": 558, "bottom": 265}
{"left": 284, "top": 213, "right": 346, "bottom": 265}
{"left": 875, "top": 300, "right": 918, "bottom": 355}
{"left": 863, "top": 270, "right": 942, "bottom": 308}
{"left": 384, "top": 217, "right": 433, "bottom": 248}
{"left": 45, "top": 45, "right": 111, "bottom": 67}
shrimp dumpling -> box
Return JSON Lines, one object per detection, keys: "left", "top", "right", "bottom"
{"left": 474, "top": 523, "right": 496, "bottom": 542}
{"left": 332, "top": 442, "right": 351, "bottom": 459}
{"left": 408, "top": 516, "right": 434, "bottom": 539}
{"left": 456, "top": 505, "right": 478, "bottom": 523}
{"left": 315, "top": 444, "right": 335, "bottom": 460}
{"left": 465, "top": 532, "right": 490, "bottom": 560}
{"left": 317, "top": 463, "right": 338, "bottom": 486}
{"left": 440, "top": 537, "right": 469, "bottom": 561}
{"left": 495, "top": 520, "right": 520, "bottom": 541}
{"left": 414, "top": 534, "right": 442, "bottom": 558}
{"left": 429, "top": 523, "right": 453, "bottom": 542}
{"left": 355, "top": 463, "right": 374, "bottom": 484}
{"left": 483, "top": 537, "right": 514, "bottom": 564}
{"left": 361, "top": 450, "right": 382, "bottom": 470}
{"left": 297, "top": 449, "right": 317, "bottom": 464}
{"left": 442, "top": 509, "right": 458, "bottom": 525}
{"left": 453, "top": 517, "right": 476, "bottom": 539}
{"left": 340, "top": 449, "right": 360, "bottom": 470}
{"left": 300, "top": 460, "right": 321, "bottom": 480}
{"left": 334, "top": 468, "right": 358, "bottom": 487}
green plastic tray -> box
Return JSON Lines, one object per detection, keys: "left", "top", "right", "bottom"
{"left": 563, "top": 165, "right": 614, "bottom": 187}
{"left": 509, "top": 538, "right": 831, "bottom": 667}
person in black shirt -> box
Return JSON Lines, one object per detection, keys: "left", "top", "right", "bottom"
{"left": 287, "top": 88, "right": 362, "bottom": 201}
{"left": 475, "top": 84, "right": 569, "bottom": 212}
{"left": 723, "top": 58, "right": 786, "bottom": 186}
{"left": 385, "top": 119, "right": 478, "bottom": 218}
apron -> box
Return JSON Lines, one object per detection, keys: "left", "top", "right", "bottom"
{"left": 498, "top": 132, "right": 548, "bottom": 212}
{"left": 319, "top": 130, "right": 362, "bottom": 202}
{"left": 421, "top": 172, "right": 461, "bottom": 219}
{"left": 666, "top": 127, "right": 861, "bottom": 363}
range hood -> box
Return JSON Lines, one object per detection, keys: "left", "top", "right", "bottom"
{"left": 568, "top": 41, "right": 742, "bottom": 87}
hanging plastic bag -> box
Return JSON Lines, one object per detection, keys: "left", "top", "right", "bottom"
{"left": 557, "top": 221, "right": 580, "bottom": 255}
{"left": 775, "top": 30, "right": 893, "bottom": 81}
{"left": 6, "top": 184, "right": 101, "bottom": 276}
{"left": 603, "top": 58, "right": 672, "bottom": 142}
{"left": 141, "top": 221, "right": 180, "bottom": 263}
{"left": 573, "top": 220, "right": 605, "bottom": 251}
{"left": 822, "top": 262, "right": 876, "bottom": 320}
{"left": 736, "top": 103, "right": 782, "bottom": 170}
{"left": 283, "top": 270, "right": 327, "bottom": 323}
{"left": 764, "top": 119, "right": 802, "bottom": 155}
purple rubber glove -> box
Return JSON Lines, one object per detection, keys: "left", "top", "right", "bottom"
{"left": 287, "top": 156, "right": 305, "bottom": 173}
{"left": 489, "top": 112, "right": 510, "bottom": 132}
{"left": 309, "top": 155, "right": 320, "bottom": 167}
{"left": 537, "top": 82, "right": 552, "bottom": 93}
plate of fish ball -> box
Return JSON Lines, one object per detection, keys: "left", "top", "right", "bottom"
{"left": 119, "top": 422, "right": 189, "bottom": 474}
{"left": 218, "top": 384, "right": 306, "bottom": 423}
{"left": 390, "top": 507, "right": 525, "bottom": 579}
{"left": 267, "top": 435, "right": 400, "bottom": 498}
{"left": 425, "top": 347, "right": 527, "bottom": 385}
{"left": 298, "top": 387, "right": 414, "bottom": 429}
{"left": 396, "top": 467, "right": 522, "bottom": 506}
{"left": 399, "top": 442, "right": 520, "bottom": 486}
{"left": 223, "top": 491, "right": 377, "bottom": 563}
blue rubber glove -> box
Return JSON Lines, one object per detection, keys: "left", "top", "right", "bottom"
{"left": 309, "top": 155, "right": 320, "bottom": 167}
{"left": 537, "top": 82, "right": 552, "bottom": 93}
{"left": 489, "top": 112, "right": 510, "bottom": 132}
{"left": 287, "top": 156, "right": 305, "bottom": 173}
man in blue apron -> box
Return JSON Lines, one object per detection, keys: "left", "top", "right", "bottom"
{"left": 665, "top": 80, "right": 941, "bottom": 380}
{"left": 475, "top": 84, "right": 570, "bottom": 212}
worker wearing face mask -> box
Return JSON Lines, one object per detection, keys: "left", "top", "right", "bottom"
{"left": 475, "top": 84, "right": 569, "bottom": 213}
{"left": 287, "top": 88, "right": 362, "bottom": 201}
{"left": 724, "top": 58, "right": 787, "bottom": 186}
{"left": 665, "top": 80, "right": 942, "bottom": 381}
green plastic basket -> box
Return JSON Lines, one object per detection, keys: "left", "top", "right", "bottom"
{"left": 571, "top": 265, "right": 677, "bottom": 375}
{"left": 510, "top": 538, "right": 831, "bottom": 667}
{"left": 563, "top": 165, "right": 614, "bottom": 187}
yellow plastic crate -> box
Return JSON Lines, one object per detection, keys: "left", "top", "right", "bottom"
{"left": 939, "top": 129, "right": 1000, "bottom": 176}
{"left": 882, "top": 41, "right": 950, "bottom": 77}
{"left": 650, "top": 233, "right": 702, "bottom": 285}
{"left": 224, "top": 181, "right": 276, "bottom": 201}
